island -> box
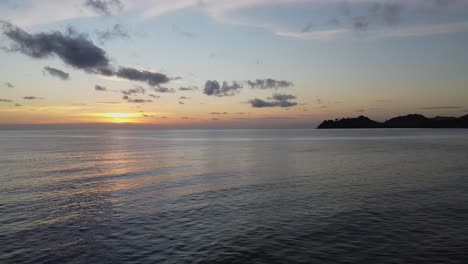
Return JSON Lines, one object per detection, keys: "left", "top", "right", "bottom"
{"left": 317, "top": 114, "right": 468, "bottom": 129}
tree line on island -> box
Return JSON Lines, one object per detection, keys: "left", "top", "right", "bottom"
{"left": 317, "top": 114, "right": 468, "bottom": 129}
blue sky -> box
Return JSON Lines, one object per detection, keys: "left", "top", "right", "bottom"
{"left": 0, "top": 0, "right": 467, "bottom": 127}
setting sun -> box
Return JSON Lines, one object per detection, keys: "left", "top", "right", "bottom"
{"left": 99, "top": 113, "right": 139, "bottom": 123}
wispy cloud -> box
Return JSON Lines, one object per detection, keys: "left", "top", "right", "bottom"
{"left": 85, "top": 0, "right": 123, "bottom": 16}
{"left": 95, "top": 85, "right": 108, "bottom": 91}
{"left": 43, "top": 66, "right": 70, "bottom": 80}
{"left": 421, "top": 106, "right": 461, "bottom": 110}
{"left": 95, "top": 24, "right": 129, "bottom": 44}
{"left": 4, "top": 82, "right": 14, "bottom": 88}
{"left": 23, "top": 96, "right": 43, "bottom": 100}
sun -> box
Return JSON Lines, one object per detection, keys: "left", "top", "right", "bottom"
{"left": 99, "top": 113, "right": 140, "bottom": 123}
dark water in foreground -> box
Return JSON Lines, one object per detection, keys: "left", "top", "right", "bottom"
{"left": 1, "top": 129, "right": 468, "bottom": 264}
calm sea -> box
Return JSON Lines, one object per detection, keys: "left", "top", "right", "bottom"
{"left": 1, "top": 129, "right": 468, "bottom": 263}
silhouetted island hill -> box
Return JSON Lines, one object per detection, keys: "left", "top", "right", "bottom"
{"left": 317, "top": 114, "right": 468, "bottom": 129}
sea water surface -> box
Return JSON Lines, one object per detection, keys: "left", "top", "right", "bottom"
{"left": 1, "top": 129, "right": 467, "bottom": 263}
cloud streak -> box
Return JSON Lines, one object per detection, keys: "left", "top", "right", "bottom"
{"left": 43, "top": 66, "right": 70, "bottom": 80}
{"left": 95, "top": 85, "right": 107, "bottom": 91}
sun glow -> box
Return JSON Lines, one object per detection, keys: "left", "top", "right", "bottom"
{"left": 99, "top": 113, "right": 140, "bottom": 123}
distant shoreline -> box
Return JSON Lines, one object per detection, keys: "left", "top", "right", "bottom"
{"left": 317, "top": 114, "right": 468, "bottom": 129}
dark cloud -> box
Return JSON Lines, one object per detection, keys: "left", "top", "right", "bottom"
{"left": 353, "top": 16, "right": 369, "bottom": 31}
{"left": 15, "top": 103, "right": 22, "bottom": 107}
{"left": 2, "top": 22, "right": 111, "bottom": 72}
{"left": 4, "top": 82, "right": 14, "bottom": 88}
{"left": 152, "top": 86, "right": 175, "bottom": 93}
{"left": 1, "top": 23, "right": 174, "bottom": 87}
{"left": 178, "top": 86, "right": 198, "bottom": 91}
{"left": 249, "top": 93, "right": 298, "bottom": 108}
{"left": 204, "top": 80, "right": 243, "bottom": 96}
{"left": 95, "top": 24, "right": 129, "bottom": 44}
{"left": 126, "top": 98, "right": 151, "bottom": 103}
{"left": 179, "top": 96, "right": 190, "bottom": 100}
{"left": 246, "top": 79, "right": 293, "bottom": 89}
{"left": 148, "top": 94, "right": 160, "bottom": 99}
{"left": 94, "top": 85, "right": 107, "bottom": 91}
{"left": 171, "top": 24, "right": 196, "bottom": 38}
{"left": 122, "top": 86, "right": 145, "bottom": 95}
{"left": 210, "top": 112, "right": 228, "bottom": 115}
{"left": 421, "top": 106, "right": 461, "bottom": 110}
{"left": 0, "top": 98, "right": 13, "bottom": 103}
{"left": 116, "top": 67, "right": 170, "bottom": 87}
{"left": 85, "top": 0, "right": 123, "bottom": 15}
{"left": 178, "top": 101, "right": 185, "bottom": 104}
{"left": 23, "top": 96, "right": 43, "bottom": 100}
{"left": 270, "top": 93, "right": 297, "bottom": 101}
{"left": 43, "top": 66, "right": 70, "bottom": 80}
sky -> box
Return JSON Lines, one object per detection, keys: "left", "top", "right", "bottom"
{"left": 0, "top": 0, "right": 467, "bottom": 128}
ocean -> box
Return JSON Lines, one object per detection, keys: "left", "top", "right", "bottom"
{"left": 1, "top": 129, "right": 467, "bottom": 263}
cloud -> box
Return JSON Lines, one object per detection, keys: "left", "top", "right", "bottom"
{"left": 249, "top": 93, "right": 298, "bottom": 108}
{"left": 179, "top": 86, "right": 198, "bottom": 91}
{"left": 2, "top": 22, "right": 110, "bottom": 72}
{"left": 95, "top": 24, "right": 129, "bottom": 44}
{"left": 95, "top": 85, "right": 107, "bottom": 91}
{"left": 122, "top": 86, "right": 145, "bottom": 95}
{"left": 210, "top": 112, "right": 228, "bottom": 115}
{"left": 0, "top": 98, "right": 13, "bottom": 103}
{"left": 179, "top": 96, "right": 190, "bottom": 100}
{"left": 246, "top": 79, "right": 293, "bottom": 89}
{"left": 4, "top": 82, "right": 14, "bottom": 88}
{"left": 126, "top": 98, "right": 151, "bottom": 103}
{"left": 23, "top": 96, "right": 43, "bottom": 100}
{"left": 152, "top": 86, "right": 175, "bottom": 93}
{"left": 1, "top": 22, "right": 173, "bottom": 87}
{"left": 269, "top": 93, "right": 297, "bottom": 101}
{"left": 85, "top": 0, "right": 123, "bottom": 15}
{"left": 204, "top": 80, "right": 243, "bottom": 96}
{"left": 43, "top": 66, "right": 70, "bottom": 80}
{"left": 421, "top": 106, "right": 461, "bottom": 109}
{"left": 148, "top": 94, "right": 160, "bottom": 99}
{"left": 116, "top": 67, "right": 171, "bottom": 87}
{"left": 178, "top": 101, "right": 185, "bottom": 104}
